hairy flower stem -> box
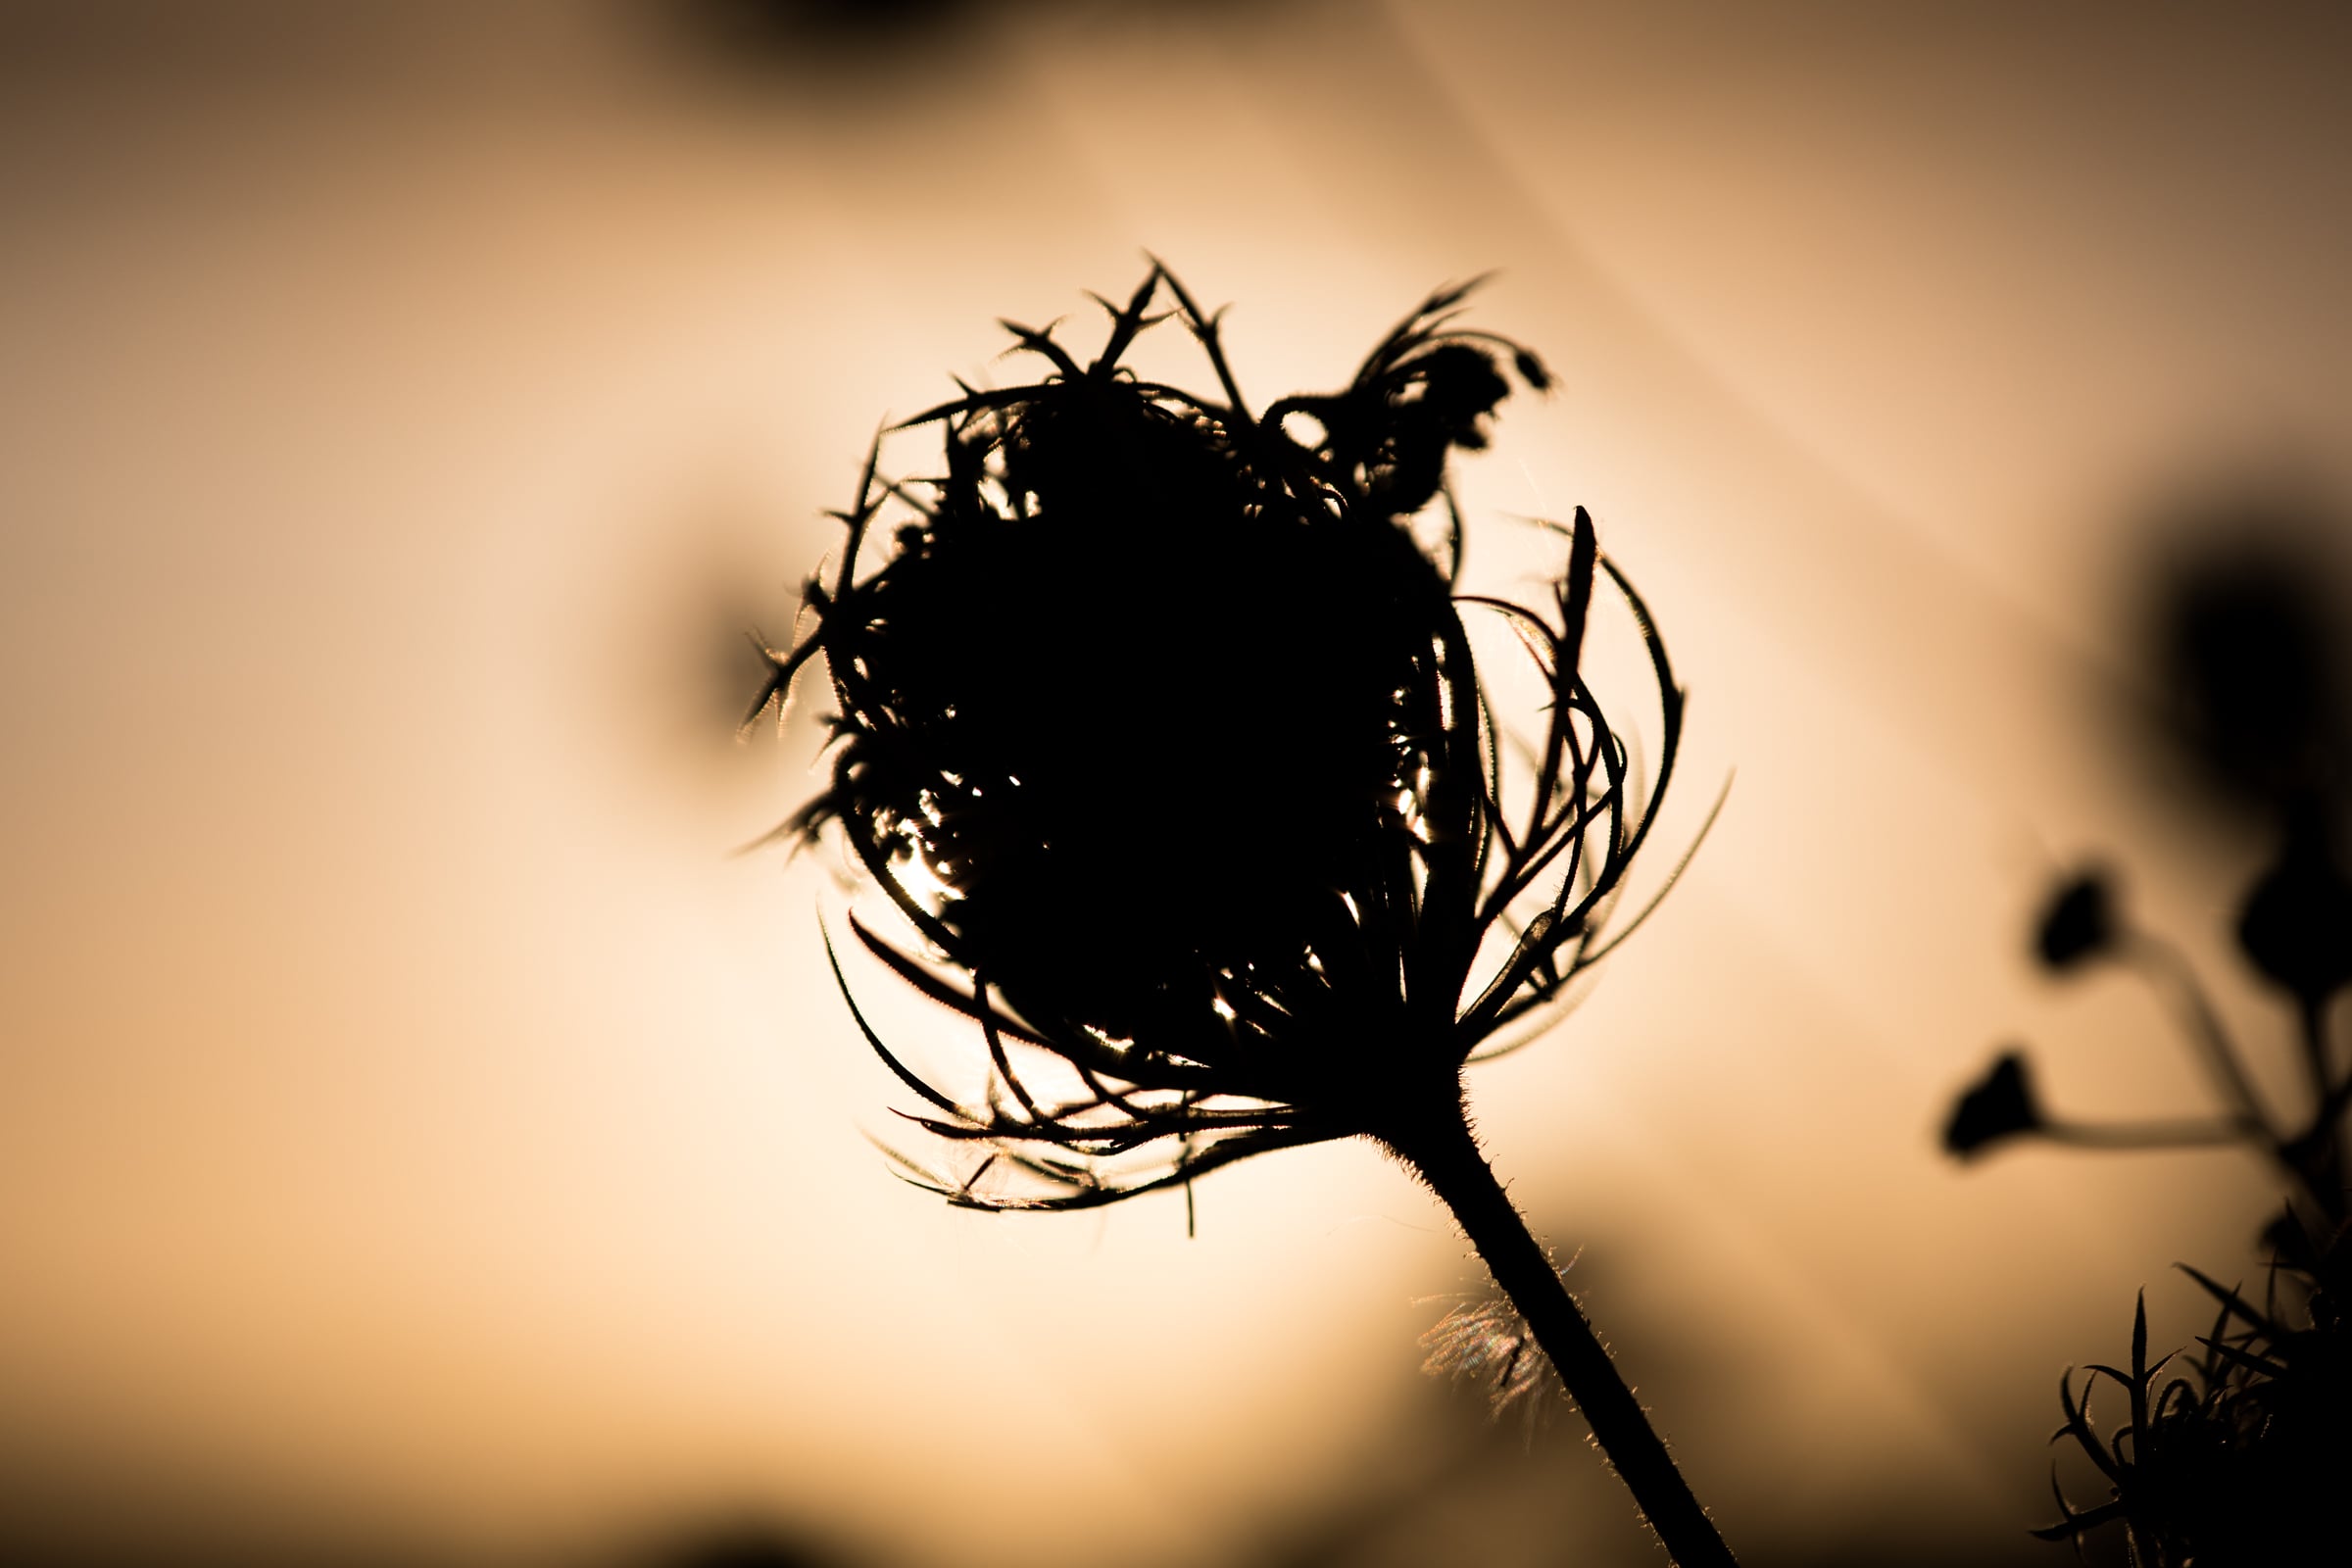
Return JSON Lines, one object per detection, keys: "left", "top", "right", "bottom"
{"left": 1382, "top": 1089, "right": 1740, "bottom": 1568}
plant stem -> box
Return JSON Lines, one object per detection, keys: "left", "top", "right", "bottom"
{"left": 2296, "top": 995, "right": 2345, "bottom": 1223}
{"left": 2043, "top": 1117, "right": 2247, "bottom": 1150}
{"left": 2297, "top": 995, "right": 2335, "bottom": 1118}
{"left": 2123, "top": 932, "right": 2278, "bottom": 1143}
{"left": 1381, "top": 1089, "right": 1739, "bottom": 1568}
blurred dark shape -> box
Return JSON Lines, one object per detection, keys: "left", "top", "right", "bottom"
{"left": 648, "top": 0, "right": 1287, "bottom": 77}
{"left": 2141, "top": 485, "right": 2352, "bottom": 820}
{"left": 628, "top": 1516, "right": 862, "bottom": 1568}
{"left": 2035, "top": 869, "right": 2117, "bottom": 973}
{"left": 643, "top": 0, "right": 994, "bottom": 82}
{"left": 663, "top": 0, "right": 970, "bottom": 57}
{"left": 2236, "top": 811, "right": 2352, "bottom": 1005}
{"left": 1944, "top": 1050, "right": 2043, "bottom": 1158}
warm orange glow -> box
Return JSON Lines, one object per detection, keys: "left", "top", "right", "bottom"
{"left": 5, "top": 4, "right": 2348, "bottom": 1564}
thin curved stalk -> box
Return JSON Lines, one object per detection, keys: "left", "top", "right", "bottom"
{"left": 2295, "top": 995, "right": 2347, "bottom": 1222}
{"left": 1380, "top": 1087, "right": 1739, "bottom": 1568}
{"left": 2118, "top": 932, "right": 2278, "bottom": 1142}
{"left": 2041, "top": 1117, "right": 2249, "bottom": 1150}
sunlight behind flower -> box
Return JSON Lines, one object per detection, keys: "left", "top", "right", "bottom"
{"left": 3, "top": 2, "right": 2348, "bottom": 1565}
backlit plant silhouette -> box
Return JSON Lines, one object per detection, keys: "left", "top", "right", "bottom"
{"left": 1950, "top": 867, "right": 2352, "bottom": 1564}
{"left": 752, "top": 265, "right": 1735, "bottom": 1566}
{"left": 1945, "top": 499, "right": 2352, "bottom": 1564}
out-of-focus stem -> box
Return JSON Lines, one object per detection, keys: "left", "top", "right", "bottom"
{"left": 2298, "top": 997, "right": 2331, "bottom": 1106}
{"left": 2043, "top": 1117, "right": 2246, "bottom": 1150}
{"left": 2122, "top": 932, "right": 2278, "bottom": 1142}
{"left": 2295, "top": 996, "right": 2346, "bottom": 1222}
{"left": 1382, "top": 1089, "right": 1739, "bottom": 1568}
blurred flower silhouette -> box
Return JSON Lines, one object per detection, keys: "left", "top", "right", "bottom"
{"left": 2142, "top": 487, "right": 2352, "bottom": 818}
{"left": 2034, "top": 871, "right": 2115, "bottom": 973}
{"left": 753, "top": 266, "right": 1737, "bottom": 1565}
{"left": 2236, "top": 812, "right": 2352, "bottom": 1006}
{"left": 1943, "top": 1050, "right": 2043, "bottom": 1159}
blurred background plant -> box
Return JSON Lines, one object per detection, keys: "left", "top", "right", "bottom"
{"left": 1944, "top": 483, "right": 2352, "bottom": 1563}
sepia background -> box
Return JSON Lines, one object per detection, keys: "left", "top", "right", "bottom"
{"left": 5, "top": 2, "right": 2350, "bottom": 1562}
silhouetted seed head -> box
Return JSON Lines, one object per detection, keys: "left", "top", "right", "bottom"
{"left": 1943, "top": 1050, "right": 2042, "bottom": 1158}
{"left": 2237, "top": 821, "right": 2352, "bottom": 1004}
{"left": 760, "top": 266, "right": 1689, "bottom": 1210}
{"left": 2035, "top": 871, "right": 2116, "bottom": 972}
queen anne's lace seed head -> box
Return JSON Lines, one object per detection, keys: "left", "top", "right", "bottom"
{"left": 755, "top": 265, "right": 1690, "bottom": 1211}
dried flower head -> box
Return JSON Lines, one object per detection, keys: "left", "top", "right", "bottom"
{"left": 753, "top": 265, "right": 1691, "bottom": 1212}
{"left": 753, "top": 267, "right": 1742, "bottom": 1568}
